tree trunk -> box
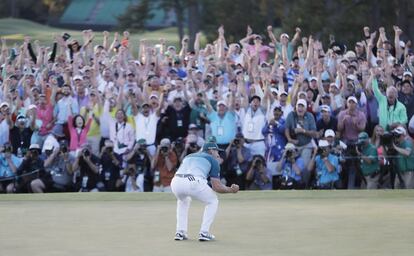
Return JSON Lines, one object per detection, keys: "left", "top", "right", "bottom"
{"left": 187, "top": 0, "right": 199, "bottom": 51}
{"left": 174, "top": 0, "right": 184, "bottom": 43}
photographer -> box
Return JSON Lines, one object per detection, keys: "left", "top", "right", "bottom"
{"left": 180, "top": 134, "right": 201, "bottom": 162}
{"left": 355, "top": 132, "right": 380, "bottom": 189}
{"left": 125, "top": 139, "right": 153, "bottom": 192}
{"left": 391, "top": 126, "right": 414, "bottom": 188}
{"left": 172, "top": 137, "right": 185, "bottom": 164}
{"left": 73, "top": 144, "right": 101, "bottom": 192}
{"left": 308, "top": 140, "right": 340, "bottom": 189}
{"left": 246, "top": 155, "right": 272, "bottom": 190}
{"left": 10, "top": 114, "right": 35, "bottom": 157}
{"left": 151, "top": 138, "right": 178, "bottom": 192}
{"left": 275, "top": 143, "right": 306, "bottom": 189}
{"left": 99, "top": 140, "right": 122, "bottom": 191}
{"left": 225, "top": 133, "right": 252, "bottom": 190}
{"left": 121, "top": 163, "right": 144, "bottom": 192}
{"left": 262, "top": 105, "right": 286, "bottom": 172}
{"left": 31, "top": 141, "right": 74, "bottom": 192}
{"left": 12, "top": 144, "right": 46, "bottom": 193}
{"left": 0, "top": 144, "right": 22, "bottom": 193}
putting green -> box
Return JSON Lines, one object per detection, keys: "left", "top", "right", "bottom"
{"left": 0, "top": 190, "right": 413, "bottom": 256}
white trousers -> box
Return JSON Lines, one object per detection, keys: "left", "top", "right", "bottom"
{"left": 171, "top": 176, "right": 218, "bottom": 234}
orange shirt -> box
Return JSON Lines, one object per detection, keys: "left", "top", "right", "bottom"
{"left": 155, "top": 151, "right": 178, "bottom": 187}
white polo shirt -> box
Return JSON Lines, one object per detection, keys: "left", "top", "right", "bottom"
{"left": 242, "top": 107, "right": 266, "bottom": 140}
{"left": 134, "top": 112, "right": 159, "bottom": 145}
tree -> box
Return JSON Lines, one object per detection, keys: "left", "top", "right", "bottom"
{"left": 118, "top": 0, "right": 154, "bottom": 32}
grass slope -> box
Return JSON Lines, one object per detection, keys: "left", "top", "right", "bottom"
{"left": 0, "top": 18, "right": 180, "bottom": 49}
{"left": 0, "top": 190, "right": 413, "bottom": 256}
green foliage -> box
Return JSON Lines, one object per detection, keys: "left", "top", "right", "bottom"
{"left": 117, "top": 0, "right": 155, "bottom": 32}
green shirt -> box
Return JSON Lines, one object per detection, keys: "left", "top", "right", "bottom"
{"left": 396, "top": 139, "right": 414, "bottom": 172}
{"left": 372, "top": 79, "right": 407, "bottom": 130}
{"left": 360, "top": 143, "right": 379, "bottom": 175}
{"left": 190, "top": 104, "right": 208, "bottom": 130}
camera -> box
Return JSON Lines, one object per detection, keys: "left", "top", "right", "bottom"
{"left": 105, "top": 146, "right": 113, "bottom": 154}
{"left": 138, "top": 146, "right": 147, "bottom": 153}
{"left": 285, "top": 149, "right": 295, "bottom": 158}
{"left": 82, "top": 149, "right": 90, "bottom": 157}
{"left": 254, "top": 157, "right": 263, "bottom": 168}
{"left": 174, "top": 137, "right": 184, "bottom": 149}
{"left": 2, "top": 144, "right": 12, "bottom": 153}
{"left": 380, "top": 131, "right": 398, "bottom": 155}
{"left": 233, "top": 139, "right": 240, "bottom": 146}
{"left": 161, "top": 147, "right": 169, "bottom": 153}
{"left": 189, "top": 142, "right": 198, "bottom": 148}
{"left": 62, "top": 33, "right": 71, "bottom": 41}
{"left": 61, "top": 145, "right": 68, "bottom": 153}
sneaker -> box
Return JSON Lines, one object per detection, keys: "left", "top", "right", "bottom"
{"left": 198, "top": 232, "right": 215, "bottom": 241}
{"left": 174, "top": 231, "right": 188, "bottom": 241}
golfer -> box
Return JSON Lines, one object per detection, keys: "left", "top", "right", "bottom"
{"left": 171, "top": 142, "right": 239, "bottom": 241}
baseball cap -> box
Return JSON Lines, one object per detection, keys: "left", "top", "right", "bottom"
{"left": 296, "top": 99, "right": 307, "bottom": 107}
{"left": 324, "top": 129, "right": 335, "bottom": 138}
{"left": 330, "top": 83, "right": 339, "bottom": 89}
{"left": 0, "top": 102, "right": 10, "bottom": 108}
{"left": 347, "top": 96, "right": 358, "bottom": 104}
{"left": 137, "top": 138, "right": 147, "bottom": 145}
{"left": 29, "top": 144, "right": 41, "bottom": 150}
{"left": 202, "top": 142, "right": 223, "bottom": 152}
{"left": 270, "top": 88, "right": 278, "bottom": 94}
{"left": 160, "top": 138, "right": 171, "bottom": 147}
{"left": 393, "top": 126, "right": 407, "bottom": 136}
{"left": 186, "top": 134, "right": 198, "bottom": 143}
{"left": 206, "top": 135, "right": 217, "bottom": 143}
{"left": 298, "top": 91, "right": 307, "bottom": 98}
{"left": 149, "top": 93, "right": 159, "bottom": 99}
{"left": 357, "top": 132, "right": 369, "bottom": 143}
{"left": 347, "top": 74, "right": 357, "bottom": 81}
{"left": 188, "top": 123, "right": 198, "bottom": 129}
{"left": 217, "top": 100, "right": 227, "bottom": 107}
{"left": 318, "top": 140, "right": 330, "bottom": 147}
{"left": 310, "top": 76, "right": 317, "bottom": 82}
{"left": 28, "top": 104, "right": 37, "bottom": 110}
{"left": 278, "top": 90, "right": 288, "bottom": 97}
{"left": 73, "top": 75, "right": 83, "bottom": 81}
{"left": 281, "top": 33, "right": 289, "bottom": 39}
{"left": 320, "top": 105, "right": 331, "bottom": 112}
{"left": 403, "top": 71, "right": 413, "bottom": 77}
{"left": 43, "top": 141, "right": 54, "bottom": 151}
{"left": 285, "top": 143, "right": 296, "bottom": 151}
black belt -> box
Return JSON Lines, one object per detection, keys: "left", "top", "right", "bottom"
{"left": 245, "top": 139, "right": 265, "bottom": 144}
{"left": 175, "top": 174, "right": 194, "bottom": 178}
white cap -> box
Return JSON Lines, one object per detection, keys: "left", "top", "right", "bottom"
{"left": 29, "top": 144, "right": 41, "bottom": 150}
{"left": 73, "top": 75, "right": 83, "bottom": 81}
{"left": 318, "top": 139, "right": 330, "bottom": 147}
{"left": 43, "top": 141, "right": 54, "bottom": 150}
{"left": 270, "top": 88, "right": 278, "bottom": 94}
{"left": 217, "top": 100, "right": 228, "bottom": 107}
{"left": 160, "top": 138, "right": 171, "bottom": 147}
{"left": 393, "top": 126, "right": 407, "bottom": 136}
{"left": 296, "top": 99, "right": 307, "bottom": 107}
{"left": 310, "top": 76, "right": 317, "bottom": 82}
{"left": 347, "top": 74, "right": 357, "bottom": 81}
{"left": 0, "top": 102, "right": 9, "bottom": 108}
{"left": 281, "top": 33, "right": 289, "bottom": 39}
{"left": 403, "top": 71, "right": 412, "bottom": 77}
{"left": 28, "top": 104, "right": 37, "bottom": 110}
{"left": 285, "top": 143, "right": 296, "bottom": 150}
{"left": 149, "top": 93, "right": 159, "bottom": 99}
{"left": 298, "top": 91, "right": 307, "bottom": 98}
{"left": 400, "top": 41, "right": 406, "bottom": 48}
{"left": 278, "top": 90, "right": 288, "bottom": 96}
{"left": 324, "top": 129, "right": 335, "bottom": 138}
{"left": 330, "top": 82, "right": 339, "bottom": 89}
{"left": 347, "top": 96, "right": 358, "bottom": 103}
{"left": 320, "top": 105, "right": 331, "bottom": 112}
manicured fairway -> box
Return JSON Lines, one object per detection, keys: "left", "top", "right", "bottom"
{"left": 0, "top": 190, "right": 413, "bottom": 256}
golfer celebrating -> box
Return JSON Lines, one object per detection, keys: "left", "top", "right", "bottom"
{"left": 171, "top": 142, "right": 239, "bottom": 241}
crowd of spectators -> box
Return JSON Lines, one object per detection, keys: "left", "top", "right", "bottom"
{"left": 1, "top": 24, "right": 414, "bottom": 193}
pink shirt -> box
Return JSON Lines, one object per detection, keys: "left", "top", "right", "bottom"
{"left": 247, "top": 44, "right": 273, "bottom": 63}
{"left": 68, "top": 115, "right": 92, "bottom": 151}
{"left": 37, "top": 103, "right": 54, "bottom": 136}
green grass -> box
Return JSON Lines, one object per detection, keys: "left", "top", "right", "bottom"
{"left": 0, "top": 18, "right": 181, "bottom": 50}
{"left": 1, "top": 190, "right": 414, "bottom": 256}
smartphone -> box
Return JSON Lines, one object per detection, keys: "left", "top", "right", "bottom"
{"left": 62, "top": 33, "right": 71, "bottom": 41}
